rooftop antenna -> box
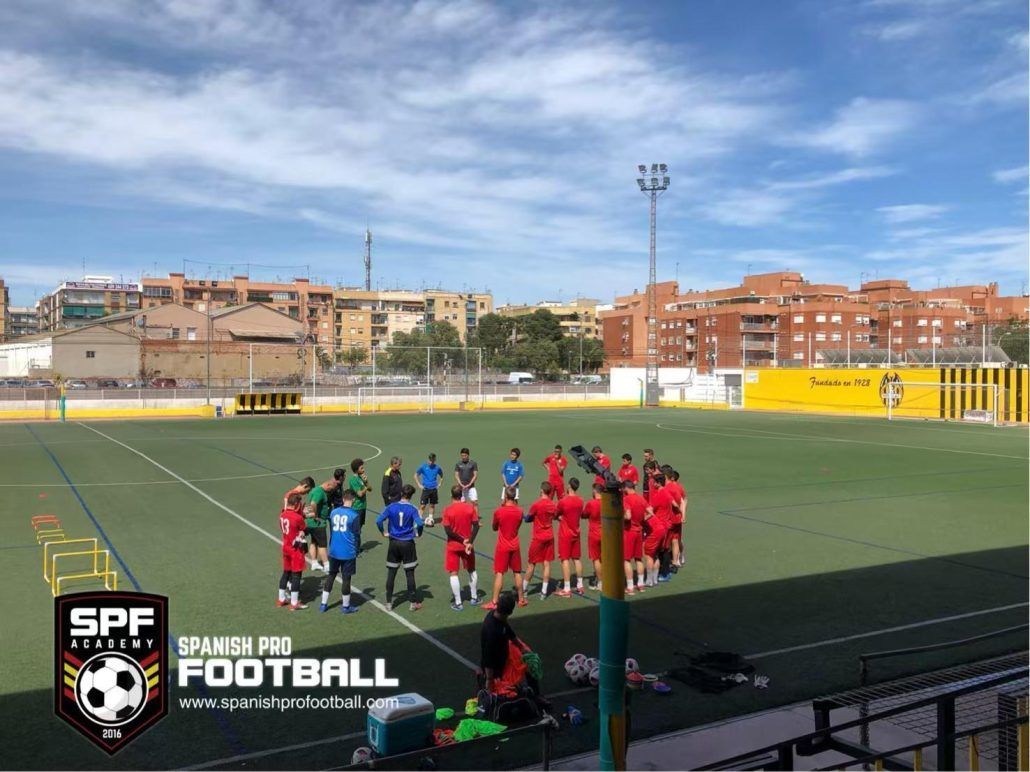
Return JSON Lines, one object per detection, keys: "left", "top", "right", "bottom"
{"left": 364, "top": 225, "right": 372, "bottom": 291}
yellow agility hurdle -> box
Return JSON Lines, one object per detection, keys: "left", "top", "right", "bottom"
{"left": 36, "top": 528, "right": 66, "bottom": 544}
{"left": 50, "top": 549, "right": 111, "bottom": 597}
{"left": 55, "top": 568, "right": 117, "bottom": 596}
{"left": 44, "top": 538, "right": 98, "bottom": 583}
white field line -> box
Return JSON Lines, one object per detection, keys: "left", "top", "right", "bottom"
{"left": 79, "top": 423, "right": 477, "bottom": 672}
{"left": 655, "top": 422, "right": 1028, "bottom": 460}
{"left": 0, "top": 435, "right": 382, "bottom": 486}
{"left": 182, "top": 686, "right": 594, "bottom": 770}
{"left": 746, "top": 601, "right": 1029, "bottom": 660}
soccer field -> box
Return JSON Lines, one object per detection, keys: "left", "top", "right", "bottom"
{"left": 1, "top": 408, "right": 1027, "bottom": 770}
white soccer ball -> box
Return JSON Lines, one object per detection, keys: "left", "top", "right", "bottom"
{"left": 567, "top": 662, "right": 589, "bottom": 684}
{"left": 76, "top": 653, "right": 146, "bottom": 724}
{"left": 351, "top": 746, "right": 373, "bottom": 765}
{"left": 564, "top": 657, "right": 579, "bottom": 675}
{"left": 585, "top": 657, "right": 599, "bottom": 672}
{"left": 572, "top": 653, "right": 587, "bottom": 664}
{"left": 625, "top": 658, "right": 640, "bottom": 673}
{"left": 424, "top": 515, "right": 435, "bottom": 527}
{"left": 589, "top": 666, "right": 600, "bottom": 687}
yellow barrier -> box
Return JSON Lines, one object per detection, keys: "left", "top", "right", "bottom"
{"left": 56, "top": 568, "right": 117, "bottom": 596}
{"left": 743, "top": 367, "right": 1028, "bottom": 423}
{"left": 36, "top": 528, "right": 66, "bottom": 544}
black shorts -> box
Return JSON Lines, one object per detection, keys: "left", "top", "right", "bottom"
{"left": 386, "top": 539, "right": 418, "bottom": 569}
{"left": 306, "top": 524, "right": 327, "bottom": 548}
{"left": 329, "top": 557, "right": 356, "bottom": 578}
{"left": 420, "top": 489, "right": 439, "bottom": 506}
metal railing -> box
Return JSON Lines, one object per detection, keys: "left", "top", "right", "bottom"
{"left": 698, "top": 668, "right": 1028, "bottom": 771}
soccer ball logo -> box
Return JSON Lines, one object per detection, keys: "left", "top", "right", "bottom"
{"left": 75, "top": 653, "right": 147, "bottom": 725}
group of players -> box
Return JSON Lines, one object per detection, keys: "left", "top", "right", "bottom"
{"left": 276, "top": 446, "right": 687, "bottom": 615}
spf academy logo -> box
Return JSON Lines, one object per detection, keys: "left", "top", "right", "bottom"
{"left": 879, "top": 371, "right": 904, "bottom": 408}
{"left": 55, "top": 592, "right": 169, "bottom": 755}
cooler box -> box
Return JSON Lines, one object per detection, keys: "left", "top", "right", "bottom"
{"left": 366, "top": 693, "right": 435, "bottom": 756}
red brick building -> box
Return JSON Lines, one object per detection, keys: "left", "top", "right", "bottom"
{"left": 601, "top": 272, "right": 1028, "bottom": 369}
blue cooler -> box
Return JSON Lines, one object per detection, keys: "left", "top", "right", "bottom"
{"left": 366, "top": 693, "right": 435, "bottom": 756}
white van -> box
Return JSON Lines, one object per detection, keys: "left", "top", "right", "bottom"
{"left": 507, "top": 371, "right": 535, "bottom": 385}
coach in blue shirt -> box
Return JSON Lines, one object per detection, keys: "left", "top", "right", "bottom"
{"left": 500, "top": 447, "right": 525, "bottom": 504}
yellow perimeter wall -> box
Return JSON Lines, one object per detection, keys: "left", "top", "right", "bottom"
{"left": 745, "top": 367, "right": 1028, "bottom": 423}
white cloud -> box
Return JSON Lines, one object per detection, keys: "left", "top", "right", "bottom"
{"left": 769, "top": 166, "right": 896, "bottom": 190}
{"left": 876, "top": 203, "right": 949, "bottom": 223}
{"left": 792, "top": 98, "right": 919, "bottom": 157}
{"left": 993, "top": 166, "right": 1028, "bottom": 184}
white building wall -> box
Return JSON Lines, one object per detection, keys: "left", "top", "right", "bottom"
{"left": 0, "top": 338, "right": 53, "bottom": 377}
{"left": 609, "top": 367, "right": 743, "bottom": 404}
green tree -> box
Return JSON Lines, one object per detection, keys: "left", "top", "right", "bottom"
{"left": 518, "top": 309, "right": 563, "bottom": 343}
{"left": 559, "top": 335, "right": 605, "bottom": 373}
{"left": 468, "top": 314, "right": 515, "bottom": 368}
{"left": 338, "top": 346, "right": 367, "bottom": 367}
{"left": 513, "top": 339, "right": 560, "bottom": 376}
{"left": 995, "top": 318, "right": 1028, "bottom": 365}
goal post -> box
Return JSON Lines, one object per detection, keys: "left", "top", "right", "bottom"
{"left": 886, "top": 381, "right": 1000, "bottom": 427}
{"left": 356, "top": 386, "right": 434, "bottom": 416}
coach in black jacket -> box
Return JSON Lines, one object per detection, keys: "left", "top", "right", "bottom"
{"left": 381, "top": 456, "right": 404, "bottom": 507}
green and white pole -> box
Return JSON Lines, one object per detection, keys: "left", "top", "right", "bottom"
{"left": 598, "top": 479, "right": 628, "bottom": 770}
{"left": 59, "top": 384, "right": 66, "bottom": 422}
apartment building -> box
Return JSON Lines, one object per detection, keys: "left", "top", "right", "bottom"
{"left": 425, "top": 290, "right": 493, "bottom": 342}
{"left": 37, "top": 276, "right": 142, "bottom": 332}
{"left": 602, "top": 272, "right": 1028, "bottom": 369}
{"left": 496, "top": 298, "right": 601, "bottom": 338}
{"left": 7, "top": 307, "right": 38, "bottom": 338}
{"left": 141, "top": 274, "right": 334, "bottom": 346}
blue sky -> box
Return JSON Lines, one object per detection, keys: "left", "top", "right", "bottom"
{"left": 0, "top": 0, "right": 1026, "bottom": 307}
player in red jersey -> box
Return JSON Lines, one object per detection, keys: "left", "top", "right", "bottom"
{"left": 283, "top": 477, "right": 315, "bottom": 510}
{"left": 617, "top": 454, "right": 639, "bottom": 486}
{"left": 590, "top": 446, "right": 611, "bottom": 487}
{"left": 583, "top": 483, "right": 603, "bottom": 590}
{"left": 665, "top": 468, "right": 688, "bottom": 568}
{"left": 641, "top": 496, "right": 668, "bottom": 587}
{"left": 648, "top": 473, "right": 679, "bottom": 581}
{"left": 641, "top": 448, "right": 659, "bottom": 503}
{"left": 442, "top": 484, "right": 480, "bottom": 611}
{"left": 541, "top": 445, "right": 567, "bottom": 500}
{"left": 556, "top": 477, "right": 585, "bottom": 597}
{"left": 621, "top": 479, "right": 649, "bottom": 594}
{"left": 277, "top": 492, "right": 309, "bottom": 610}
{"left": 483, "top": 486, "right": 528, "bottom": 610}
{"left": 523, "top": 481, "right": 558, "bottom": 598}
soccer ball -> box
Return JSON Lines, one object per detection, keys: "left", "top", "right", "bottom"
{"left": 585, "top": 657, "right": 599, "bottom": 672}
{"left": 625, "top": 658, "right": 640, "bottom": 673}
{"left": 424, "top": 515, "right": 435, "bottom": 527}
{"left": 572, "top": 653, "right": 587, "bottom": 664}
{"left": 564, "top": 657, "right": 579, "bottom": 675}
{"left": 76, "top": 653, "right": 146, "bottom": 724}
{"left": 566, "top": 662, "right": 589, "bottom": 684}
{"left": 588, "top": 666, "right": 600, "bottom": 687}
{"left": 351, "top": 747, "right": 373, "bottom": 765}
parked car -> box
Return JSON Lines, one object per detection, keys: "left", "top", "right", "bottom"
{"left": 507, "top": 371, "right": 535, "bottom": 385}
{"left": 28, "top": 379, "right": 56, "bottom": 388}
{"left": 64, "top": 380, "right": 89, "bottom": 389}
{"left": 151, "top": 378, "right": 177, "bottom": 388}
{"left": 95, "top": 379, "right": 120, "bottom": 389}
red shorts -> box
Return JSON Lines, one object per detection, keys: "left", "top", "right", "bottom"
{"left": 558, "top": 533, "right": 581, "bottom": 561}
{"left": 588, "top": 532, "right": 602, "bottom": 562}
{"left": 643, "top": 529, "right": 667, "bottom": 558}
{"left": 622, "top": 530, "right": 643, "bottom": 561}
{"left": 549, "top": 479, "right": 565, "bottom": 499}
{"left": 282, "top": 550, "right": 306, "bottom": 572}
{"left": 494, "top": 547, "right": 522, "bottom": 574}
{"left": 668, "top": 523, "right": 682, "bottom": 539}
{"left": 445, "top": 547, "right": 476, "bottom": 573}
{"left": 528, "top": 538, "right": 555, "bottom": 564}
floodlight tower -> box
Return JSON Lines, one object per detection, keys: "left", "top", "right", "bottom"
{"left": 637, "top": 163, "right": 670, "bottom": 407}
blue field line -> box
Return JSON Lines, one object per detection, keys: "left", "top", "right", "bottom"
{"left": 24, "top": 424, "right": 247, "bottom": 757}
{"left": 717, "top": 483, "right": 1029, "bottom": 581}
{"left": 199, "top": 442, "right": 710, "bottom": 650}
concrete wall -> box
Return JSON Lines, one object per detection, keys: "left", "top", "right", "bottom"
{"left": 142, "top": 340, "right": 306, "bottom": 381}
{"left": 609, "top": 367, "right": 741, "bottom": 404}
{"left": 52, "top": 327, "right": 140, "bottom": 379}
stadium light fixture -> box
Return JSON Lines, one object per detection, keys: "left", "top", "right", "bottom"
{"left": 659, "top": 163, "right": 668, "bottom": 173}
{"left": 637, "top": 164, "right": 647, "bottom": 174}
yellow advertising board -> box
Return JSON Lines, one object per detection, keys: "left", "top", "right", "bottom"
{"left": 744, "top": 367, "right": 1028, "bottom": 423}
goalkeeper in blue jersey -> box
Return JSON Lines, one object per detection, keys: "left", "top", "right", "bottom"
{"left": 376, "top": 484, "right": 424, "bottom": 612}
{"left": 321, "top": 489, "right": 362, "bottom": 615}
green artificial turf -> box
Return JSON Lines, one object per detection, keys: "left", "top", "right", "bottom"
{"left": 0, "top": 408, "right": 1026, "bottom": 770}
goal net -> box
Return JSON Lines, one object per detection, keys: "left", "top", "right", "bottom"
{"left": 356, "top": 386, "right": 434, "bottom": 416}
{"left": 886, "top": 381, "right": 1001, "bottom": 427}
